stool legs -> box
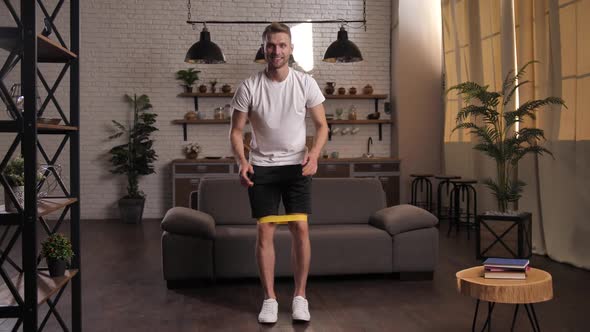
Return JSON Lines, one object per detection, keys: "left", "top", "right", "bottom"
{"left": 448, "top": 183, "right": 477, "bottom": 238}
{"left": 473, "top": 301, "right": 542, "bottom": 332}
{"left": 410, "top": 177, "right": 432, "bottom": 211}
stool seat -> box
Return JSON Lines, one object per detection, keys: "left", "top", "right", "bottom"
{"left": 451, "top": 179, "right": 478, "bottom": 184}
{"left": 410, "top": 174, "right": 434, "bottom": 177}
{"left": 435, "top": 175, "right": 461, "bottom": 180}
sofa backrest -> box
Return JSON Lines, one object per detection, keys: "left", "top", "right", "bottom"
{"left": 199, "top": 177, "right": 386, "bottom": 225}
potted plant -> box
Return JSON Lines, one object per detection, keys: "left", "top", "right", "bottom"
{"left": 108, "top": 94, "right": 158, "bottom": 224}
{"left": 2, "top": 156, "right": 25, "bottom": 212}
{"left": 448, "top": 61, "right": 566, "bottom": 258}
{"left": 175, "top": 68, "right": 200, "bottom": 93}
{"left": 183, "top": 142, "right": 201, "bottom": 159}
{"left": 41, "top": 233, "right": 74, "bottom": 277}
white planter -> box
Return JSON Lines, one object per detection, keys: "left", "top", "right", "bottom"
{"left": 4, "top": 186, "right": 24, "bottom": 212}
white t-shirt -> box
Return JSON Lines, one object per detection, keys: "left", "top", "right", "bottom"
{"left": 231, "top": 68, "right": 325, "bottom": 166}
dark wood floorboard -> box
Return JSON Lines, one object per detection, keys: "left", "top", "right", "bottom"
{"left": 1, "top": 219, "right": 588, "bottom": 331}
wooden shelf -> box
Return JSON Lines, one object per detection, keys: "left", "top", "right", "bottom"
{"left": 177, "top": 92, "right": 388, "bottom": 100}
{"left": 325, "top": 94, "right": 388, "bottom": 99}
{"left": 37, "top": 123, "right": 78, "bottom": 132}
{"left": 172, "top": 119, "right": 230, "bottom": 124}
{"left": 37, "top": 34, "right": 77, "bottom": 63}
{"left": 0, "top": 28, "right": 77, "bottom": 63}
{"left": 178, "top": 92, "right": 234, "bottom": 98}
{"left": 38, "top": 198, "right": 77, "bottom": 217}
{"left": 327, "top": 119, "right": 392, "bottom": 124}
{"left": 0, "top": 269, "right": 78, "bottom": 306}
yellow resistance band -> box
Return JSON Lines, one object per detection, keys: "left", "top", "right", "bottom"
{"left": 258, "top": 214, "right": 308, "bottom": 224}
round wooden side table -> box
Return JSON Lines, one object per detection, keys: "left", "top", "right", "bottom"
{"left": 456, "top": 266, "right": 553, "bottom": 332}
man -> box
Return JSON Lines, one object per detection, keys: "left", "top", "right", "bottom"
{"left": 229, "top": 22, "right": 329, "bottom": 324}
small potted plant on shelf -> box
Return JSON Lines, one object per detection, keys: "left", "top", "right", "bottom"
{"left": 448, "top": 61, "right": 566, "bottom": 258}
{"left": 108, "top": 94, "right": 158, "bottom": 224}
{"left": 41, "top": 233, "right": 74, "bottom": 277}
{"left": 183, "top": 142, "right": 201, "bottom": 159}
{"left": 2, "top": 156, "right": 25, "bottom": 212}
{"left": 175, "top": 68, "right": 200, "bottom": 93}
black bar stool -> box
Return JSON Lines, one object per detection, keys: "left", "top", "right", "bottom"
{"left": 448, "top": 179, "right": 477, "bottom": 239}
{"left": 435, "top": 175, "right": 461, "bottom": 223}
{"left": 410, "top": 174, "right": 434, "bottom": 212}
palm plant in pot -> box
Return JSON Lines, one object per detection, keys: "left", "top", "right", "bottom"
{"left": 175, "top": 68, "right": 200, "bottom": 93}
{"left": 448, "top": 61, "right": 566, "bottom": 258}
{"left": 108, "top": 94, "right": 158, "bottom": 224}
{"left": 41, "top": 233, "right": 74, "bottom": 277}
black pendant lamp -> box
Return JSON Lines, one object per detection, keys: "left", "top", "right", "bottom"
{"left": 185, "top": 25, "right": 226, "bottom": 64}
{"left": 253, "top": 44, "right": 296, "bottom": 66}
{"left": 322, "top": 26, "right": 363, "bottom": 63}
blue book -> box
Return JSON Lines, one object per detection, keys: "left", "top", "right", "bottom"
{"left": 483, "top": 258, "right": 529, "bottom": 269}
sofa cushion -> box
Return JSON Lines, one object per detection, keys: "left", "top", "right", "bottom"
{"left": 214, "top": 224, "right": 392, "bottom": 278}
{"left": 161, "top": 207, "right": 215, "bottom": 239}
{"left": 370, "top": 204, "right": 438, "bottom": 235}
{"left": 310, "top": 178, "right": 386, "bottom": 225}
{"left": 199, "top": 178, "right": 256, "bottom": 225}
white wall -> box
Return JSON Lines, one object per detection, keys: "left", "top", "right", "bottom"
{"left": 393, "top": 0, "right": 444, "bottom": 203}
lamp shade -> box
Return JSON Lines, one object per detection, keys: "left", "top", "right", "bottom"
{"left": 253, "top": 44, "right": 296, "bottom": 66}
{"left": 322, "top": 26, "right": 363, "bottom": 63}
{"left": 185, "top": 27, "right": 226, "bottom": 64}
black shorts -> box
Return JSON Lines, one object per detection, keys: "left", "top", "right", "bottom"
{"left": 248, "top": 164, "right": 312, "bottom": 219}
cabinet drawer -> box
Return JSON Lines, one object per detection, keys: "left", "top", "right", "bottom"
{"left": 353, "top": 163, "right": 398, "bottom": 173}
{"left": 316, "top": 163, "right": 350, "bottom": 178}
{"left": 175, "top": 164, "right": 230, "bottom": 174}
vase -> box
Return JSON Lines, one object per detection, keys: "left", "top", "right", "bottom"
{"left": 348, "top": 87, "right": 357, "bottom": 95}
{"left": 186, "top": 151, "right": 199, "bottom": 159}
{"left": 221, "top": 84, "right": 232, "bottom": 93}
{"left": 337, "top": 87, "right": 346, "bottom": 95}
{"left": 363, "top": 84, "right": 374, "bottom": 95}
{"left": 198, "top": 85, "right": 207, "bottom": 93}
{"left": 47, "top": 258, "right": 67, "bottom": 277}
{"left": 324, "top": 82, "right": 335, "bottom": 95}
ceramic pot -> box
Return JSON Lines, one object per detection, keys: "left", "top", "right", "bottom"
{"left": 337, "top": 87, "right": 346, "bottom": 95}
{"left": 198, "top": 85, "right": 207, "bottom": 93}
{"left": 348, "top": 87, "right": 357, "bottom": 95}
{"left": 221, "top": 84, "right": 232, "bottom": 93}
{"left": 47, "top": 258, "right": 67, "bottom": 277}
{"left": 363, "top": 84, "right": 374, "bottom": 95}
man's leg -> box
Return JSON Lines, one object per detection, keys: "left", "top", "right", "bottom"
{"left": 256, "top": 222, "right": 277, "bottom": 299}
{"left": 288, "top": 219, "right": 310, "bottom": 298}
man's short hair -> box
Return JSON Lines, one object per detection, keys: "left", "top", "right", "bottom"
{"left": 262, "top": 22, "right": 291, "bottom": 42}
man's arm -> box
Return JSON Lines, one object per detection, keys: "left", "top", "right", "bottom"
{"left": 229, "top": 110, "right": 254, "bottom": 187}
{"left": 302, "top": 103, "right": 329, "bottom": 176}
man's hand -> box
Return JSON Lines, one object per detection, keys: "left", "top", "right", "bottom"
{"left": 239, "top": 160, "right": 254, "bottom": 187}
{"left": 301, "top": 151, "right": 319, "bottom": 176}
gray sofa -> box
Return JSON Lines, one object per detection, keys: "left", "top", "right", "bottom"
{"left": 161, "top": 177, "right": 438, "bottom": 288}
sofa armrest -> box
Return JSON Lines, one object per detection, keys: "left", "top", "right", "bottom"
{"left": 161, "top": 207, "right": 215, "bottom": 239}
{"left": 369, "top": 204, "right": 438, "bottom": 236}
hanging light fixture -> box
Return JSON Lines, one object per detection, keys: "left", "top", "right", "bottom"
{"left": 322, "top": 26, "right": 363, "bottom": 63}
{"left": 185, "top": 24, "right": 226, "bottom": 64}
{"left": 253, "top": 44, "right": 296, "bottom": 66}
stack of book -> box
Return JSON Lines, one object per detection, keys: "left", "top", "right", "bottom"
{"left": 483, "top": 258, "right": 530, "bottom": 279}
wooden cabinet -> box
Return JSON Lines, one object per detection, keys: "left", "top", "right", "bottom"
{"left": 172, "top": 158, "right": 400, "bottom": 209}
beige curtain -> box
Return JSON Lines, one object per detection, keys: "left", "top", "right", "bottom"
{"left": 443, "top": 0, "right": 589, "bottom": 269}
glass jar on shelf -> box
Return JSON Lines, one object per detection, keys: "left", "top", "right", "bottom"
{"left": 348, "top": 105, "right": 357, "bottom": 120}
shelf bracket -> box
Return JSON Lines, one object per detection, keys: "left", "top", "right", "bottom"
{"left": 379, "top": 123, "right": 383, "bottom": 141}
{"left": 374, "top": 98, "right": 379, "bottom": 113}
{"left": 182, "top": 123, "right": 188, "bottom": 141}
{"left": 328, "top": 123, "right": 332, "bottom": 141}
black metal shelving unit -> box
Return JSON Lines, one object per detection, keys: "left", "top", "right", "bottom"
{"left": 0, "top": 0, "right": 81, "bottom": 331}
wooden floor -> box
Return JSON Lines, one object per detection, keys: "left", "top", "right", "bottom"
{"left": 2, "top": 219, "right": 589, "bottom": 331}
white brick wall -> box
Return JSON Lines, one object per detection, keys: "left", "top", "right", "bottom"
{"left": 1, "top": 0, "right": 393, "bottom": 219}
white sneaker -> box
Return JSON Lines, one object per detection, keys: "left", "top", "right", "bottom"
{"left": 258, "top": 298, "right": 278, "bottom": 323}
{"left": 292, "top": 296, "right": 310, "bottom": 322}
